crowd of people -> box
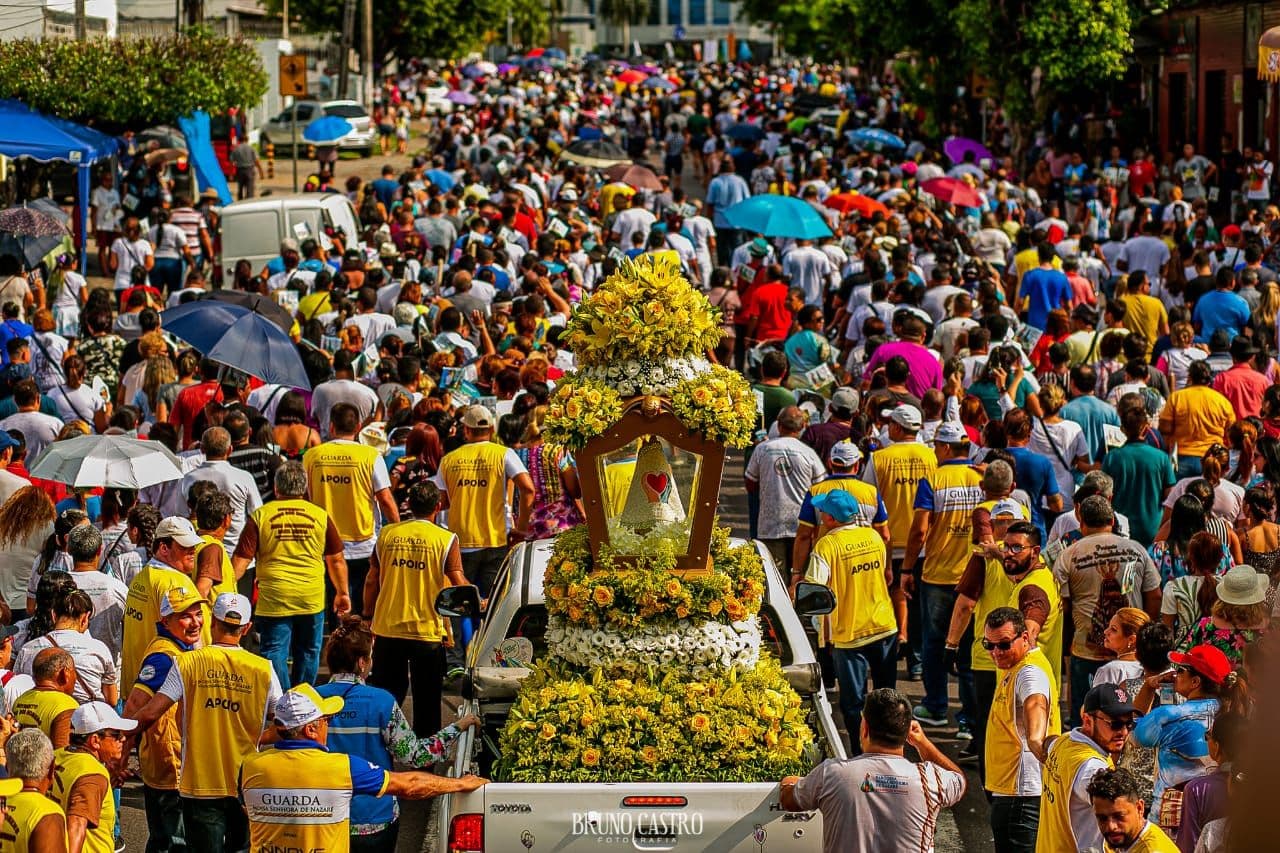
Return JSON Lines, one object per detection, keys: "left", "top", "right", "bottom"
{"left": 0, "top": 55, "right": 1275, "bottom": 852}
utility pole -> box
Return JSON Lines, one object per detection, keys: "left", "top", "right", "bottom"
{"left": 174, "top": 0, "right": 181, "bottom": 34}
{"left": 338, "top": 0, "right": 357, "bottom": 99}
{"left": 281, "top": 0, "right": 288, "bottom": 38}
{"left": 74, "top": 0, "right": 86, "bottom": 38}
{"left": 361, "top": 0, "right": 373, "bottom": 106}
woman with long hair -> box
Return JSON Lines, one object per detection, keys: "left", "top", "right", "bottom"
{"left": 1237, "top": 486, "right": 1280, "bottom": 585}
{"left": 132, "top": 354, "right": 178, "bottom": 425}
{"left": 1093, "top": 607, "right": 1153, "bottom": 687}
{"left": 388, "top": 423, "right": 443, "bottom": 516}
{"left": 1226, "top": 421, "right": 1260, "bottom": 486}
{"left": 1154, "top": 321, "right": 1208, "bottom": 391}
{"left": 1161, "top": 446, "right": 1247, "bottom": 533}
{"left": 314, "top": 617, "right": 479, "bottom": 852}
{"left": 14, "top": 569, "right": 77, "bottom": 657}
{"left": 1161, "top": 532, "right": 1228, "bottom": 641}
{"left": 21, "top": 508, "right": 87, "bottom": 618}
{"left": 515, "top": 406, "right": 585, "bottom": 540}
{"left": 272, "top": 391, "right": 319, "bottom": 460}
{"left": 15, "top": 588, "right": 115, "bottom": 704}
{"left": 1151, "top": 496, "right": 1231, "bottom": 585}
{"left": 0, "top": 486, "right": 57, "bottom": 621}
{"left": 1177, "top": 564, "right": 1269, "bottom": 666}
{"left": 1259, "top": 385, "right": 1280, "bottom": 441}
{"left": 50, "top": 354, "right": 108, "bottom": 434}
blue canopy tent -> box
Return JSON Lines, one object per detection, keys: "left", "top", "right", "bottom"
{"left": 0, "top": 101, "right": 118, "bottom": 274}
{"left": 178, "top": 111, "right": 233, "bottom": 206}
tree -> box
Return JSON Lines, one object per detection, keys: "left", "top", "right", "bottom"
{"left": 598, "top": 0, "right": 648, "bottom": 51}
{"left": 0, "top": 33, "right": 268, "bottom": 131}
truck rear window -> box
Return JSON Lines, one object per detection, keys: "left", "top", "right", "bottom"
{"left": 505, "top": 605, "right": 793, "bottom": 667}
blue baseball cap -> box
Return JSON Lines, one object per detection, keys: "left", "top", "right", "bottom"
{"left": 0, "top": 431, "right": 18, "bottom": 452}
{"left": 811, "top": 489, "right": 861, "bottom": 523}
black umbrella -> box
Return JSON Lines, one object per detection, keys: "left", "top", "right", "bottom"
{"left": 725, "top": 122, "right": 765, "bottom": 142}
{"left": 559, "top": 139, "right": 630, "bottom": 168}
{"left": 200, "top": 290, "right": 294, "bottom": 333}
{"left": 0, "top": 205, "right": 69, "bottom": 269}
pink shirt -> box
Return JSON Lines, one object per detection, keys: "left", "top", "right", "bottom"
{"left": 1212, "top": 363, "right": 1269, "bottom": 419}
{"left": 861, "top": 340, "right": 942, "bottom": 400}
{"left": 1066, "top": 272, "right": 1097, "bottom": 308}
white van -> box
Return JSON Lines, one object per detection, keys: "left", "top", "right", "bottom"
{"left": 218, "top": 193, "right": 362, "bottom": 282}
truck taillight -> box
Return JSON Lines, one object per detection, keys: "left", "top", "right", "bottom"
{"left": 622, "top": 796, "right": 688, "bottom": 807}
{"left": 448, "top": 813, "right": 484, "bottom": 852}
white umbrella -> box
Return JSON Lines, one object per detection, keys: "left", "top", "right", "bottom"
{"left": 28, "top": 435, "right": 186, "bottom": 489}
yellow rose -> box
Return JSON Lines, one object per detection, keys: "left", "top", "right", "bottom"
{"left": 764, "top": 729, "right": 779, "bottom": 747}
{"left": 690, "top": 713, "right": 711, "bottom": 732}
{"left": 580, "top": 712, "right": 595, "bottom": 727}
{"left": 733, "top": 725, "right": 752, "bottom": 741}
{"left": 546, "top": 585, "right": 567, "bottom": 602}
{"left": 640, "top": 746, "right": 659, "bottom": 763}
{"left": 592, "top": 586, "right": 614, "bottom": 607}
{"left": 707, "top": 599, "right": 723, "bottom": 617}
{"left": 582, "top": 747, "right": 601, "bottom": 766}
{"left": 567, "top": 606, "right": 584, "bottom": 622}
{"left": 675, "top": 605, "right": 690, "bottom": 619}
{"left": 664, "top": 579, "right": 683, "bottom": 598}
{"left": 539, "top": 723, "right": 557, "bottom": 740}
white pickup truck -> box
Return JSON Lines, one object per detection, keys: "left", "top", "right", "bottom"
{"left": 430, "top": 538, "right": 844, "bottom": 853}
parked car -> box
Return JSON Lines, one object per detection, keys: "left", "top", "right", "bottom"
{"left": 429, "top": 538, "right": 843, "bottom": 852}
{"left": 259, "top": 100, "right": 375, "bottom": 158}
{"left": 218, "top": 192, "right": 362, "bottom": 282}
{"left": 424, "top": 85, "right": 456, "bottom": 116}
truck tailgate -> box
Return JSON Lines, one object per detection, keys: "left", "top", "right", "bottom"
{"left": 449, "top": 782, "right": 822, "bottom": 852}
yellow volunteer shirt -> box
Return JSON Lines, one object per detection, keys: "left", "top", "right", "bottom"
{"left": 241, "top": 745, "right": 384, "bottom": 853}
{"left": 603, "top": 459, "right": 636, "bottom": 518}
{"left": 985, "top": 647, "right": 1061, "bottom": 795}
{"left": 304, "top": 440, "right": 380, "bottom": 543}
{"left": 1011, "top": 566, "right": 1064, "bottom": 691}
{"left": 798, "top": 476, "right": 885, "bottom": 532}
{"left": 52, "top": 748, "right": 115, "bottom": 853}
{"left": 172, "top": 644, "right": 278, "bottom": 799}
{"left": 1104, "top": 823, "right": 1180, "bottom": 853}
{"left": 969, "top": 559, "right": 1015, "bottom": 674}
{"left": 1037, "top": 732, "right": 1112, "bottom": 853}
{"left": 0, "top": 790, "right": 65, "bottom": 852}
{"left": 135, "top": 635, "right": 184, "bottom": 791}
{"left": 805, "top": 524, "right": 896, "bottom": 648}
{"left": 195, "top": 534, "right": 238, "bottom": 602}
{"left": 12, "top": 687, "right": 78, "bottom": 742}
{"left": 122, "top": 562, "right": 205, "bottom": 687}
{"left": 868, "top": 442, "right": 936, "bottom": 557}
{"left": 372, "top": 519, "right": 456, "bottom": 642}
{"left": 250, "top": 499, "right": 333, "bottom": 617}
{"left": 918, "top": 461, "right": 984, "bottom": 585}
{"left": 438, "top": 441, "right": 516, "bottom": 549}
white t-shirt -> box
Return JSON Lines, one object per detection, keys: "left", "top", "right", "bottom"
{"left": 1092, "top": 658, "right": 1145, "bottom": 687}
{"left": 744, "top": 436, "right": 825, "bottom": 540}
{"left": 612, "top": 207, "right": 657, "bottom": 248}
{"left": 0, "top": 410, "right": 63, "bottom": 461}
{"left": 1028, "top": 418, "right": 1090, "bottom": 510}
{"left": 29, "top": 332, "right": 68, "bottom": 393}
{"left": 1163, "top": 476, "right": 1244, "bottom": 524}
{"left": 782, "top": 246, "right": 835, "bottom": 308}
{"left": 69, "top": 569, "right": 129, "bottom": 666}
{"left": 1055, "top": 730, "right": 1112, "bottom": 851}
{"left": 50, "top": 384, "right": 105, "bottom": 428}
{"left": 994, "top": 663, "right": 1053, "bottom": 797}
{"left": 1246, "top": 160, "right": 1274, "bottom": 201}
{"left": 343, "top": 312, "right": 398, "bottom": 347}
{"left": 310, "top": 379, "right": 380, "bottom": 438}
{"left": 90, "top": 187, "right": 122, "bottom": 232}
{"left": 0, "top": 669, "right": 34, "bottom": 717}
{"left": 16, "top": 628, "right": 117, "bottom": 703}
{"left": 110, "top": 237, "right": 154, "bottom": 290}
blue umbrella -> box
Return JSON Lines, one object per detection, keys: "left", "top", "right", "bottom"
{"left": 544, "top": 47, "right": 567, "bottom": 60}
{"left": 425, "top": 168, "right": 456, "bottom": 191}
{"left": 722, "top": 194, "right": 834, "bottom": 240}
{"left": 644, "top": 76, "right": 676, "bottom": 91}
{"left": 725, "top": 122, "right": 765, "bottom": 142}
{"left": 161, "top": 302, "right": 311, "bottom": 389}
{"left": 461, "top": 64, "right": 488, "bottom": 80}
{"left": 303, "top": 115, "right": 354, "bottom": 145}
{"left": 847, "top": 127, "right": 905, "bottom": 152}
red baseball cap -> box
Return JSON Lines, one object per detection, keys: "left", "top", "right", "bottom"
{"left": 1168, "top": 644, "right": 1232, "bottom": 685}
{"left": 1222, "top": 224, "right": 1243, "bottom": 240}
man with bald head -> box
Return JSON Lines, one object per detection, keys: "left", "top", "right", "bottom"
{"left": 180, "top": 426, "right": 262, "bottom": 549}
{"left": 14, "top": 648, "right": 79, "bottom": 748}
{"left": 746, "top": 406, "right": 825, "bottom": 575}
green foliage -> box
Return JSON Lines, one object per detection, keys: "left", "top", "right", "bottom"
{"left": 597, "top": 0, "right": 650, "bottom": 28}
{"left": 0, "top": 33, "right": 268, "bottom": 130}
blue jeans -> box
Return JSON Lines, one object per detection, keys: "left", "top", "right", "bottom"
{"left": 256, "top": 611, "right": 324, "bottom": 688}
{"left": 1069, "top": 656, "right": 1104, "bottom": 728}
{"left": 990, "top": 796, "right": 1040, "bottom": 853}
{"left": 920, "top": 580, "right": 972, "bottom": 717}
{"left": 1176, "top": 455, "right": 1203, "bottom": 480}
{"left": 832, "top": 636, "right": 898, "bottom": 753}
{"left": 150, "top": 256, "right": 183, "bottom": 293}
{"left": 181, "top": 795, "right": 247, "bottom": 853}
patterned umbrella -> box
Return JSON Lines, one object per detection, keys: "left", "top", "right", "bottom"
{"left": 0, "top": 205, "right": 68, "bottom": 269}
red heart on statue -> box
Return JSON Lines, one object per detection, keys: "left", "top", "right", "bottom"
{"left": 644, "top": 472, "right": 669, "bottom": 496}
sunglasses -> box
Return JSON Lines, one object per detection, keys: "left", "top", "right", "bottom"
{"left": 100, "top": 730, "right": 127, "bottom": 741}
{"left": 1094, "top": 714, "right": 1137, "bottom": 732}
{"left": 981, "top": 637, "right": 1021, "bottom": 652}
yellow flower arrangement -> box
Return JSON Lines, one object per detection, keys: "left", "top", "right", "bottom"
{"left": 544, "top": 525, "right": 766, "bottom": 631}
{"left": 564, "top": 256, "right": 721, "bottom": 366}
{"left": 543, "top": 376, "right": 625, "bottom": 451}
{"left": 498, "top": 657, "right": 814, "bottom": 783}
{"left": 670, "top": 366, "right": 758, "bottom": 448}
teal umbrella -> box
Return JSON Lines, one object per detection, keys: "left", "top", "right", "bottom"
{"left": 722, "top": 195, "right": 833, "bottom": 240}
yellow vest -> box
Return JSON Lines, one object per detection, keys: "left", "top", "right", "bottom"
{"left": 194, "top": 534, "right": 238, "bottom": 602}
{"left": 372, "top": 519, "right": 455, "bottom": 642}
{"left": 808, "top": 525, "right": 896, "bottom": 648}
{"left": 1105, "top": 823, "right": 1181, "bottom": 853}
{"left": 122, "top": 562, "right": 205, "bottom": 687}
{"left": 1011, "top": 566, "right": 1064, "bottom": 692}
{"left": 12, "top": 688, "right": 78, "bottom": 743}
{"left": 241, "top": 746, "right": 364, "bottom": 853}
{"left": 52, "top": 748, "right": 114, "bottom": 853}
{"left": 1037, "top": 733, "right": 1112, "bottom": 853}
{"left": 0, "top": 790, "right": 65, "bottom": 853}
{"left": 249, "top": 499, "right": 332, "bottom": 617}
{"left": 304, "top": 440, "right": 380, "bottom": 543}
{"left": 870, "top": 442, "right": 936, "bottom": 553}
{"left": 985, "top": 647, "right": 1062, "bottom": 795}
{"left": 970, "top": 559, "right": 1016, "bottom": 674}
{"left": 175, "top": 644, "right": 275, "bottom": 798}
{"left": 799, "top": 476, "right": 884, "bottom": 531}
{"left": 921, "top": 462, "right": 984, "bottom": 585}
{"left": 603, "top": 459, "right": 636, "bottom": 518}
{"left": 135, "top": 635, "right": 184, "bottom": 790}
{"left": 438, "top": 441, "right": 513, "bottom": 548}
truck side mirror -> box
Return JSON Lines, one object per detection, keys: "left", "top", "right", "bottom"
{"left": 436, "top": 585, "right": 481, "bottom": 619}
{"left": 793, "top": 582, "right": 835, "bottom": 617}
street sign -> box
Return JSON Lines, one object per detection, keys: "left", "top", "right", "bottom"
{"left": 279, "top": 54, "right": 307, "bottom": 97}
{"left": 673, "top": 25, "right": 685, "bottom": 40}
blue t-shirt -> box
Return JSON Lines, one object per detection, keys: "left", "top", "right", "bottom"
{"left": 1006, "top": 445, "right": 1060, "bottom": 539}
{"left": 370, "top": 178, "right": 400, "bottom": 208}
{"left": 56, "top": 495, "right": 101, "bottom": 523}
{"left": 783, "top": 329, "right": 830, "bottom": 374}
{"left": 1019, "top": 267, "right": 1071, "bottom": 330}
{"left": 1192, "top": 290, "right": 1250, "bottom": 343}
{"left": 1062, "top": 394, "right": 1121, "bottom": 463}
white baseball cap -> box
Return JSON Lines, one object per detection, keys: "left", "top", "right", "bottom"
{"left": 72, "top": 701, "right": 139, "bottom": 736}
{"left": 887, "top": 404, "right": 923, "bottom": 431}
{"left": 828, "top": 441, "right": 863, "bottom": 467}
{"left": 934, "top": 422, "right": 969, "bottom": 445}
{"left": 213, "top": 593, "right": 253, "bottom": 627}
{"left": 274, "top": 683, "right": 345, "bottom": 729}
{"left": 153, "top": 516, "right": 202, "bottom": 548}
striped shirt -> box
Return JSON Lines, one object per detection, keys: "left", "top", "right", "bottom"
{"left": 169, "top": 206, "right": 207, "bottom": 252}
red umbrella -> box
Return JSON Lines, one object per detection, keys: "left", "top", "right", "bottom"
{"left": 617, "top": 69, "right": 647, "bottom": 85}
{"left": 920, "top": 177, "right": 983, "bottom": 208}
{"left": 824, "top": 192, "right": 889, "bottom": 219}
